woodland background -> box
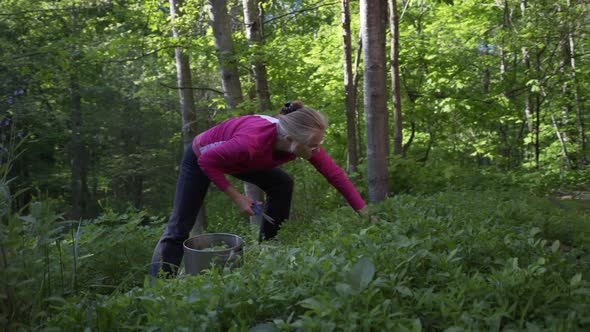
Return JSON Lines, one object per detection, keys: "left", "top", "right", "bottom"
{"left": 1, "top": 0, "right": 589, "bottom": 330}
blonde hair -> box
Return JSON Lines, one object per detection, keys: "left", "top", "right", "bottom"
{"left": 277, "top": 101, "right": 327, "bottom": 145}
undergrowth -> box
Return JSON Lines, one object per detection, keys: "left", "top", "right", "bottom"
{"left": 4, "top": 188, "right": 582, "bottom": 331}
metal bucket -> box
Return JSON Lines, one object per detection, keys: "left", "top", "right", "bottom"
{"left": 183, "top": 233, "right": 244, "bottom": 275}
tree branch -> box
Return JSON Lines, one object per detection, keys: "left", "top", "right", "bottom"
{"left": 0, "top": 5, "right": 108, "bottom": 16}
{"left": 159, "top": 83, "right": 223, "bottom": 94}
{"left": 263, "top": 1, "right": 339, "bottom": 26}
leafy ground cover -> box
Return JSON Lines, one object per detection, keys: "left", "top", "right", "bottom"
{"left": 31, "top": 188, "right": 590, "bottom": 331}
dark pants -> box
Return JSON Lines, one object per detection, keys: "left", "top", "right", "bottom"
{"left": 149, "top": 147, "right": 293, "bottom": 277}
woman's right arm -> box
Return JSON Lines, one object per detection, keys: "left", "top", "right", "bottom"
{"left": 197, "top": 136, "right": 258, "bottom": 215}
{"left": 224, "top": 185, "right": 256, "bottom": 216}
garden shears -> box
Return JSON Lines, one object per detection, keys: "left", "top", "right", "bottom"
{"left": 252, "top": 201, "right": 275, "bottom": 224}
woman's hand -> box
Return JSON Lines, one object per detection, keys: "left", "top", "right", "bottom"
{"left": 357, "top": 206, "right": 369, "bottom": 219}
{"left": 236, "top": 194, "right": 257, "bottom": 216}
{"left": 224, "top": 186, "right": 259, "bottom": 216}
{"left": 357, "top": 206, "right": 381, "bottom": 224}
{"left": 357, "top": 206, "right": 373, "bottom": 222}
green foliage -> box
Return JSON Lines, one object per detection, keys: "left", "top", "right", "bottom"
{"left": 3, "top": 0, "right": 589, "bottom": 218}
{"left": 0, "top": 117, "right": 27, "bottom": 220}
{"left": 0, "top": 202, "right": 163, "bottom": 330}
{"left": 74, "top": 208, "right": 165, "bottom": 291}
{"left": 35, "top": 188, "right": 590, "bottom": 331}
{"left": 1, "top": 200, "right": 67, "bottom": 329}
{"left": 1, "top": 0, "right": 188, "bottom": 217}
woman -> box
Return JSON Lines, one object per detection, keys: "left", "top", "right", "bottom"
{"left": 150, "top": 101, "right": 368, "bottom": 277}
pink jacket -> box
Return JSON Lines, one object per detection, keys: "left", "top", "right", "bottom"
{"left": 192, "top": 115, "right": 366, "bottom": 211}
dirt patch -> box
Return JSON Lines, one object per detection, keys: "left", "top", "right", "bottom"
{"left": 550, "top": 191, "right": 590, "bottom": 211}
{"left": 554, "top": 190, "right": 590, "bottom": 201}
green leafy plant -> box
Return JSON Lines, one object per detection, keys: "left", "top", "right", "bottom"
{"left": 41, "top": 188, "right": 590, "bottom": 331}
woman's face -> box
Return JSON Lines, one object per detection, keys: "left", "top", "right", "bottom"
{"left": 293, "top": 130, "right": 324, "bottom": 159}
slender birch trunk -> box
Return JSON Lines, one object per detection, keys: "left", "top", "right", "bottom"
{"left": 566, "top": 0, "right": 586, "bottom": 167}
{"left": 389, "top": 0, "right": 402, "bottom": 156}
{"left": 353, "top": 34, "right": 363, "bottom": 161}
{"left": 169, "top": 0, "right": 207, "bottom": 233}
{"left": 209, "top": 0, "right": 244, "bottom": 110}
{"left": 341, "top": 0, "right": 358, "bottom": 174}
{"left": 69, "top": 7, "right": 89, "bottom": 219}
{"left": 243, "top": 0, "right": 272, "bottom": 112}
{"left": 209, "top": 0, "right": 263, "bottom": 225}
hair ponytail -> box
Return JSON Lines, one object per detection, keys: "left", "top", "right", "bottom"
{"left": 279, "top": 100, "right": 305, "bottom": 115}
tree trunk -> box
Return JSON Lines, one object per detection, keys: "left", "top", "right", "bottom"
{"left": 389, "top": 0, "right": 402, "bottom": 156}
{"left": 210, "top": 0, "right": 262, "bottom": 225}
{"left": 243, "top": 0, "right": 272, "bottom": 112}
{"left": 124, "top": 97, "right": 144, "bottom": 210}
{"left": 170, "top": 0, "right": 207, "bottom": 232}
{"left": 482, "top": 33, "right": 490, "bottom": 94}
{"left": 69, "top": 8, "right": 89, "bottom": 219}
{"left": 534, "top": 94, "right": 541, "bottom": 169}
{"left": 550, "top": 111, "right": 572, "bottom": 170}
{"left": 556, "top": 4, "right": 571, "bottom": 159}
{"left": 540, "top": 72, "right": 571, "bottom": 170}
{"left": 520, "top": 0, "right": 535, "bottom": 164}
{"left": 242, "top": 0, "right": 268, "bottom": 224}
{"left": 170, "top": 0, "right": 200, "bottom": 143}
{"left": 420, "top": 131, "right": 434, "bottom": 165}
{"left": 522, "top": 46, "right": 533, "bottom": 132}
{"left": 566, "top": 0, "right": 586, "bottom": 167}
{"left": 498, "top": 0, "right": 518, "bottom": 166}
{"left": 69, "top": 73, "right": 82, "bottom": 220}
{"left": 499, "top": 0, "right": 509, "bottom": 78}
{"left": 520, "top": 0, "right": 533, "bottom": 131}
{"left": 559, "top": 39, "right": 570, "bottom": 155}
{"left": 341, "top": 0, "right": 358, "bottom": 174}
{"left": 531, "top": 38, "right": 552, "bottom": 171}
{"left": 402, "top": 120, "right": 415, "bottom": 157}
{"left": 353, "top": 34, "right": 363, "bottom": 161}
{"left": 209, "top": 0, "right": 244, "bottom": 109}
{"left": 360, "top": 0, "right": 389, "bottom": 203}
